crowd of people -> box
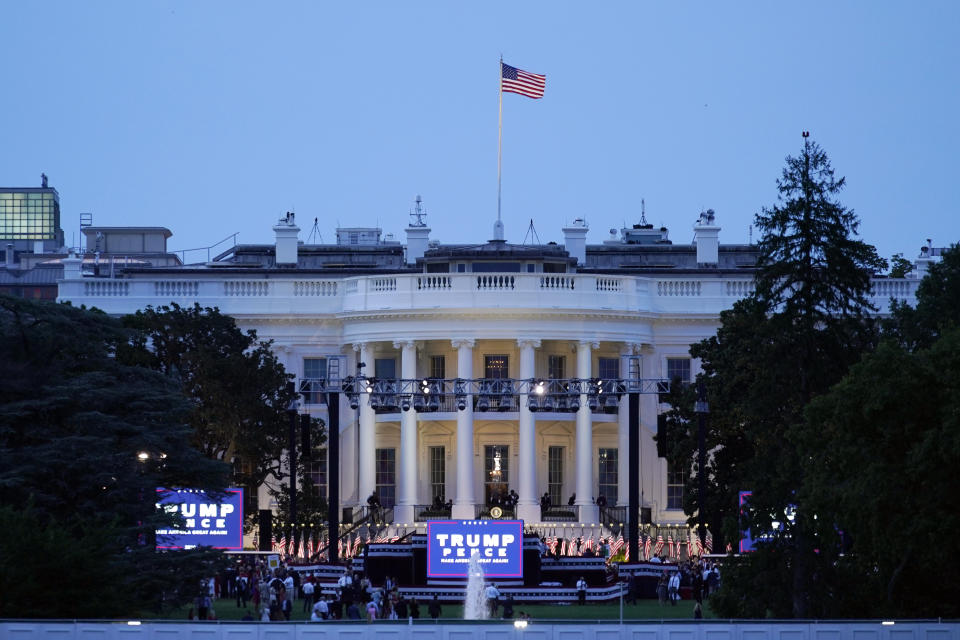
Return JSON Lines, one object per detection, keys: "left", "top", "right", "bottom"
{"left": 191, "top": 537, "right": 721, "bottom": 622}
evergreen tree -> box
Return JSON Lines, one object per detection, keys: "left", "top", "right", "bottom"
{"left": 0, "top": 296, "right": 230, "bottom": 617}
{"left": 664, "top": 137, "right": 884, "bottom": 617}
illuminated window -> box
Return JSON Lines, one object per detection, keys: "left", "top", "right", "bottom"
{"left": 484, "top": 445, "right": 509, "bottom": 504}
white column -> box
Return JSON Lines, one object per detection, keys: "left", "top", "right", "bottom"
{"left": 356, "top": 343, "right": 376, "bottom": 505}
{"left": 452, "top": 339, "right": 475, "bottom": 519}
{"left": 516, "top": 338, "right": 540, "bottom": 523}
{"left": 395, "top": 340, "right": 418, "bottom": 524}
{"left": 617, "top": 343, "right": 638, "bottom": 506}
{"left": 576, "top": 340, "right": 599, "bottom": 523}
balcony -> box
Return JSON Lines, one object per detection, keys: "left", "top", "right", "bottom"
{"left": 59, "top": 271, "right": 922, "bottom": 319}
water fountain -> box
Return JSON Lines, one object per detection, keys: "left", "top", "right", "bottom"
{"left": 463, "top": 550, "right": 489, "bottom": 620}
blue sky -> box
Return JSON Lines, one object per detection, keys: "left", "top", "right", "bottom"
{"left": 2, "top": 1, "right": 957, "bottom": 264}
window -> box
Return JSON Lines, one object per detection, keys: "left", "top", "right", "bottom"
{"left": 307, "top": 454, "right": 327, "bottom": 501}
{"left": 430, "top": 355, "right": 446, "bottom": 379}
{"left": 302, "top": 358, "right": 327, "bottom": 404}
{"left": 627, "top": 357, "right": 641, "bottom": 380}
{"left": 598, "top": 357, "right": 619, "bottom": 379}
{"left": 484, "top": 355, "right": 508, "bottom": 379}
{"left": 667, "top": 461, "right": 687, "bottom": 510}
{"left": 547, "top": 355, "right": 566, "bottom": 379}
{"left": 375, "top": 448, "right": 396, "bottom": 508}
{"left": 456, "top": 263, "right": 466, "bottom": 273}
{"left": 667, "top": 358, "right": 691, "bottom": 384}
{"left": 429, "top": 446, "right": 446, "bottom": 501}
{"left": 526, "top": 264, "right": 535, "bottom": 273}
{"left": 548, "top": 446, "right": 564, "bottom": 506}
{"left": 375, "top": 358, "right": 396, "bottom": 379}
{"left": 484, "top": 445, "right": 509, "bottom": 504}
{"left": 598, "top": 448, "right": 618, "bottom": 505}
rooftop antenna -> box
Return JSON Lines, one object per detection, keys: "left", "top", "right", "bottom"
{"left": 307, "top": 217, "right": 324, "bottom": 244}
{"left": 410, "top": 195, "right": 427, "bottom": 227}
{"left": 640, "top": 199, "right": 647, "bottom": 226}
{"left": 522, "top": 219, "right": 541, "bottom": 245}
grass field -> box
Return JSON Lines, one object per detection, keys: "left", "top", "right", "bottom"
{"left": 159, "top": 597, "right": 712, "bottom": 622}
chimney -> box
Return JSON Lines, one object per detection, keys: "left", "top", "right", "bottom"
{"left": 693, "top": 209, "right": 720, "bottom": 266}
{"left": 562, "top": 218, "right": 589, "bottom": 265}
{"left": 62, "top": 250, "right": 83, "bottom": 279}
{"left": 405, "top": 225, "right": 431, "bottom": 265}
{"left": 913, "top": 239, "right": 935, "bottom": 279}
{"left": 273, "top": 212, "right": 300, "bottom": 266}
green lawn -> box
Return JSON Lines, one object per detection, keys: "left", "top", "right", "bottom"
{"left": 155, "top": 597, "right": 712, "bottom": 622}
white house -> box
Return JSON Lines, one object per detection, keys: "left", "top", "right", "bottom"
{"left": 57, "top": 209, "right": 926, "bottom": 539}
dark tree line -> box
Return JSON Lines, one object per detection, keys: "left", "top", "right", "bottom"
{"left": 660, "top": 137, "right": 960, "bottom": 618}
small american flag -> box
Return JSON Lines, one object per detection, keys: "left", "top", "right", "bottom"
{"left": 501, "top": 62, "right": 546, "bottom": 99}
{"left": 654, "top": 534, "right": 664, "bottom": 557}
{"left": 705, "top": 530, "right": 714, "bottom": 554}
{"left": 667, "top": 535, "right": 674, "bottom": 558}
{"left": 644, "top": 535, "right": 652, "bottom": 560}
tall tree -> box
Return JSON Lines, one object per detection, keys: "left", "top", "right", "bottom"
{"left": 664, "top": 137, "right": 884, "bottom": 617}
{"left": 120, "top": 304, "right": 312, "bottom": 497}
{"left": 0, "top": 296, "right": 230, "bottom": 617}
{"left": 796, "top": 244, "right": 960, "bottom": 617}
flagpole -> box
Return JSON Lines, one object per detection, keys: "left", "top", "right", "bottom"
{"left": 497, "top": 56, "right": 503, "bottom": 228}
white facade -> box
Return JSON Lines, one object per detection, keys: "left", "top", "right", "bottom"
{"left": 57, "top": 216, "right": 924, "bottom": 530}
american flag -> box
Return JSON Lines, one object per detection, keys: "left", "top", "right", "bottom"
{"left": 667, "top": 535, "right": 674, "bottom": 558}
{"left": 501, "top": 62, "right": 546, "bottom": 99}
{"left": 611, "top": 533, "right": 624, "bottom": 556}
{"left": 644, "top": 535, "right": 652, "bottom": 560}
{"left": 705, "top": 530, "right": 714, "bottom": 554}
{"left": 654, "top": 534, "right": 664, "bottom": 557}
{"left": 338, "top": 537, "right": 343, "bottom": 558}
{"left": 277, "top": 533, "right": 286, "bottom": 555}
{"left": 353, "top": 534, "right": 361, "bottom": 557}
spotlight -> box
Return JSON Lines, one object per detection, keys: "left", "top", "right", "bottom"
{"left": 400, "top": 396, "right": 411, "bottom": 412}
{"left": 349, "top": 395, "right": 360, "bottom": 410}
{"left": 568, "top": 396, "right": 580, "bottom": 412}
{"left": 477, "top": 395, "right": 490, "bottom": 412}
{"left": 369, "top": 395, "right": 381, "bottom": 410}
{"left": 534, "top": 380, "right": 545, "bottom": 395}
{"left": 412, "top": 394, "right": 426, "bottom": 412}
{"left": 457, "top": 396, "right": 467, "bottom": 411}
{"left": 588, "top": 395, "right": 599, "bottom": 411}
{"left": 527, "top": 395, "right": 540, "bottom": 412}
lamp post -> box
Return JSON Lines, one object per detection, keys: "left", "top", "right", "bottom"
{"left": 694, "top": 381, "right": 709, "bottom": 549}
{"left": 286, "top": 382, "right": 299, "bottom": 556}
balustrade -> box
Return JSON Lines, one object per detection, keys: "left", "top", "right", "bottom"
{"left": 59, "top": 271, "right": 917, "bottom": 316}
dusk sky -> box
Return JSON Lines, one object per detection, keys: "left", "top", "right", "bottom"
{"left": 2, "top": 2, "right": 957, "bottom": 264}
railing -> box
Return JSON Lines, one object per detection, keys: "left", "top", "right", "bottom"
{"left": 59, "top": 271, "right": 920, "bottom": 317}
{"left": 414, "top": 504, "right": 452, "bottom": 521}
{"left": 541, "top": 505, "right": 579, "bottom": 522}
{"left": 600, "top": 505, "right": 626, "bottom": 528}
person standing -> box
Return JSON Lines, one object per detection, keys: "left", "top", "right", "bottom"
{"left": 668, "top": 571, "right": 680, "bottom": 606}
{"left": 485, "top": 583, "right": 500, "bottom": 617}
{"left": 428, "top": 595, "right": 442, "bottom": 619}
{"left": 576, "top": 576, "right": 587, "bottom": 605}
{"left": 302, "top": 578, "right": 315, "bottom": 612}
